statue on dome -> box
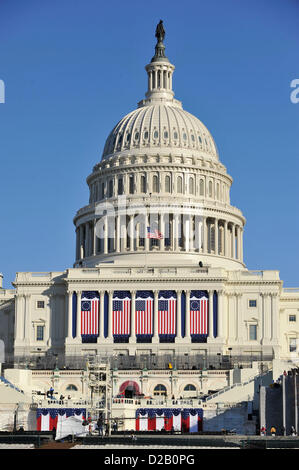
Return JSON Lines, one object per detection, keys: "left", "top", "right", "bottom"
{"left": 155, "top": 20, "right": 165, "bottom": 43}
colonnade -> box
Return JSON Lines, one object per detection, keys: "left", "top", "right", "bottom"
{"left": 75, "top": 214, "right": 244, "bottom": 262}
{"left": 66, "top": 289, "right": 225, "bottom": 343}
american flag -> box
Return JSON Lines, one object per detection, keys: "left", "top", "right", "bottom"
{"left": 158, "top": 298, "right": 176, "bottom": 335}
{"left": 81, "top": 298, "right": 99, "bottom": 335}
{"left": 190, "top": 298, "right": 208, "bottom": 335}
{"left": 113, "top": 298, "right": 131, "bottom": 335}
{"left": 147, "top": 226, "right": 163, "bottom": 239}
{"left": 135, "top": 298, "right": 153, "bottom": 335}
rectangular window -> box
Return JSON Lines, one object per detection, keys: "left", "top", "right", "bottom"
{"left": 37, "top": 301, "right": 45, "bottom": 309}
{"left": 118, "top": 178, "right": 123, "bottom": 195}
{"left": 141, "top": 175, "right": 146, "bottom": 193}
{"left": 289, "top": 339, "right": 297, "bottom": 353}
{"left": 249, "top": 325, "right": 257, "bottom": 341}
{"left": 36, "top": 325, "right": 44, "bottom": 341}
{"left": 249, "top": 300, "right": 257, "bottom": 308}
{"left": 129, "top": 175, "right": 134, "bottom": 194}
{"left": 289, "top": 315, "right": 296, "bottom": 322}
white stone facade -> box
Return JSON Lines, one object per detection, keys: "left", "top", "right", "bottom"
{"left": 0, "top": 29, "right": 298, "bottom": 374}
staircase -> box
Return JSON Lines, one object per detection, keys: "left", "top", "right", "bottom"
{"left": 202, "top": 369, "right": 272, "bottom": 405}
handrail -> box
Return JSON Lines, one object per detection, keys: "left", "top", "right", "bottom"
{"left": 204, "top": 368, "right": 271, "bottom": 402}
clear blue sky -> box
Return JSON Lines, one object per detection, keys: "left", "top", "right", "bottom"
{"left": 0, "top": 0, "right": 298, "bottom": 289}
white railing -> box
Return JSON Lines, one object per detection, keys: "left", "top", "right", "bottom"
{"left": 204, "top": 369, "right": 271, "bottom": 402}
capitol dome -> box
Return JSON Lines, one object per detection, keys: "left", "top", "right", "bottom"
{"left": 73, "top": 24, "right": 246, "bottom": 271}
{"left": 102, "top": 104, "right": 218, "bottom": 161}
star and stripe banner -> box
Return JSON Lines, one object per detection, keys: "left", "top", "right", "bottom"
{"left": 190, "top": 294, "right": 209, "bottom": 335}
{"left": 81, "top": 294, "right": 100, "bottom": 336}
{"left": 147, "top": 226, "right": 163, "bottom": 239}
{"left": 135, "top": 408, "right": 203, "bottom": 433}
{"left": 113, "top": 291, "right": 131, "bottom": 336}
{"left": 158, "top": 291, "right": 177, "bottom": 336}
{"left": 36, "top": 408, "right": 86, "bottom": 431}
{"left": 135, "top": 292, "right": 154, "bottom": 336}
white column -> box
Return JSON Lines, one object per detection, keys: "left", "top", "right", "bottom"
{"left": 227, "top": 294, "right": 234, "bottom": 343}
{"left": 185, "top": 290, "right": 191, "bottom": 339}
{"left": 104, "top": 215, "right": 108, "bottom": 254}
{"left": 107, "top": 291, "right": 113, "bottom": 341}
{"left": 93, "top": 220, "right": 96, "bottom": 256}
{"left": 217, "top": 290, "right": 223, "bottom": 340}
{"left": 231, "top": 224, "right": 236, "bottom": 259}
{"left": 173, "top": 214, "right": 179, "bottom": 251}
{"left": 208, "top": 290, "right": 214, "bottom": 339}
{"left": 236, "top": 294, "right": 243, "bottom": 342}
{"left": 176, "top": 290, "right": 182, "bottom": 340}
{"left": 271, "top": 293, "right": 279, "bottom": 343}
{"left": 79, "top": 225, "right": 84, "bottom": 259}
{"left": 203, "top": 217, "right": 208, "bottom": 253}
{"left": 116, "top": 215, "right": 120, "bottom": 253}
{"left": 145, "top": 213, "right": 150, "bottom": 252}
{"left": 85, "top": 223, "right": 90, "bottom": 257}
{"left": 240, "top": 227, "right": 244, "bottom": 262}
{"left": 67, "top": 291, "right": 73, "bottom": 340}
{"left": 159, "top": 213, "right": 165, "bottom": 251}
{"left": 76, "top": 228, "right": 80, "bottom": 260}
{"left": 129, "top": 290, "right": 136, "bottom": 343}
{"left": 75, "top": 291, "right": 81, "bottom": 340}
{"left": 152, "top": 290, "right": 159, "bottom": 343}
{"left": 129, "top": 214, "right": 134, "bottom": 252}
{"left": 98, "top": 291, "right": 105, "bottom": 341}
{"left": 185, "top": 215, "right": 190, "bottom": 252}
{"left": 224, "top": 221, "right": 228, "bottom": 257}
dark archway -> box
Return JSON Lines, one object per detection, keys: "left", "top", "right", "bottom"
{"left": 119, "top": 380, "right": 140, "bottom": 398}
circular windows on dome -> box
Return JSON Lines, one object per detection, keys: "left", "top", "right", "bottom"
{"left": 144, "top": 130, "right": 149, "bottom": 139}
{"left": 173, "top": 131, "right": 178, "bottom": 140}
{"left": 134, "top": 131, "right": 139, "bottom": 141}
{"left": 153, "top": 130, "right": 159, "bottom": 139}
{"left": 183, "top": 132, "right": 187, "bottom": 141}
{"left": 191, "top": 134, "right": 195, "bottom": 142}
{"left": 198, "top": 135, "right": 202, "bottom": 144}
{"left": 126, "top": 133, "right": 131, "bottom": 143}
{"left": 163, "top": 130, "right": 169, "bottom": 139}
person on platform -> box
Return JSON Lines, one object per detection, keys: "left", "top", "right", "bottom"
{"left": 270, "top": 426, "right": 276, "bottom": 436}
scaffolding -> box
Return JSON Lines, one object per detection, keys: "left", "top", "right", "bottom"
{"left": 85, "top": 356, "right": 112, "bottom": 434}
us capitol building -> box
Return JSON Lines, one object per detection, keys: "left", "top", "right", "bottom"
{"left": 0, "top": 24, "right": 298, "bottom": 411}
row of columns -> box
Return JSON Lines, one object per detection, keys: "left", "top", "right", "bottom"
{"left": 76, "top": 215, "right": 243, "bottom": 261}
{"left": 89, "top": 175, "right": 230, "bottom": 204}
{"left": 66, "top": 289, "right": 224, "bottom": 343}
{"left": 147, "top": 67, "right": 173, "bottom": 91}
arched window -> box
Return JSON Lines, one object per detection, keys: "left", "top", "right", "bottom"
{"left": 66, "top": 384, "right": 78, "bottom": 391}
{"left": 165, "top": 175, "right": 171, "bottom": 193}
{"left": 208, "top": 181, "right": 213, "bottom": 198}
{"left": 141, "top": 175, "right": 146, "bottom": 193}
{"left": 199, "top": 179, "right": 204, "bottom": 196}
{"left": 153, "top": 175, "right": 159, "bottom": 193}
{"left": 153, "top": 384, "right": 167, "bottom": 396}
{"left": 216, "top": 183, "right": 220, "bottom": 200}
{"left": 177, "top": 176, "right": 183, "bottom": 194}
{"left": 118, "top": 177, "right": 123, "bottom": 195}
{"left": 184, "top": 384, "right": 196, "bottom": 391}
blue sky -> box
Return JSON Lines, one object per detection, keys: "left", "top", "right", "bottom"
{"left": 0, "top": 0, "right": 298, "bottom": 288}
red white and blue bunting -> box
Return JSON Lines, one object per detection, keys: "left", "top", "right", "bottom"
{"left": 36, "top": 408, "right": 86, "bottom": 431}
{"left": 135, "top": 408, "right": 203, "bottom": 433}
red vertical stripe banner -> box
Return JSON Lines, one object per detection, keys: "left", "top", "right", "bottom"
{"left": 81, "top": 297, "right": 99, "bottom": 335}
